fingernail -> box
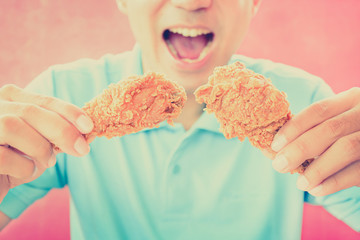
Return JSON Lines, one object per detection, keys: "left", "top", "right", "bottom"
{"left": 309, "top": 184, "right": 323, "bottom": 195}
{"left": 76, "top": 115, "right": 94, "bottom": 133}
{"left": 74, "top": 137, "right": 90, "bottom": 156}
{"left": 297, "top": 175, "right": 309, "bottom": 190}
{"left": 271, "top": 134, "right": 287, "bottom": 152}
{"left": 48, "top": 153, "right": 57, "bottom": 167}
{"left": 32, "top": 165, "right": 38, "bottom": 178}
{"left": 272, "top": 154, "right": 288, "bottom": 172}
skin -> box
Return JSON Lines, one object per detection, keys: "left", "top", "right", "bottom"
{"left": 0, "top": 0, "right": 359, "bottom": 230}
{"left": 271, "top": 88, "right": 360, "bottom": 196}
{"left": 116, "top": 0, "right": 261, "bottom": 128}
{"left": 0, "top": 85, "right": 93, "bottom": 229}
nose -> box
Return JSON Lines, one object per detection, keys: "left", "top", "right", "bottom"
{"left": 171, "top": 0, "right": 212, "bottom": 11}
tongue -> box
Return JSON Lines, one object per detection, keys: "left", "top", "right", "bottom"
{"left": 168, "top": 32, "right": 208, "bottom": 60}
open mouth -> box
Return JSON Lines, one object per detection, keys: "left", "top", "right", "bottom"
{"left": 163, "top": 28, "right": 214, "bottom": 63}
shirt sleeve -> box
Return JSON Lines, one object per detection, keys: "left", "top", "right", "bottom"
{"left": 305, "top": 187, "right": 360, "bottom": 232}
{"left": 0, "top": 159, "right": 67, "bottom": 219}
{"left": 310, "top": 76, "right": 335, "bottom": 102}
{"left": 0, "top": 69, "right": 67, "bottom": 219}
{"left": 25, "top": 67, "right": 56, "bottom": 94}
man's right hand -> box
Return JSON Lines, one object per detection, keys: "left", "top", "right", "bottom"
{"left": 0, "top": 84, "right": 93, "bottom": 203}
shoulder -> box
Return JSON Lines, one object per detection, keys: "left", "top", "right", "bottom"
{"left": 229, "top": 55, "right": 335, "bottom": 114}
{"left": 27, "top": 47, "right": 142, "bottom": 106}
{"left": 49, "top": 49, "right": 140, "bottom": 79}
{"left": 229, "top": 55, "right": 326, "bottom": 90}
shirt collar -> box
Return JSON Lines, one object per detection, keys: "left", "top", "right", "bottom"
{"left": 153, "top": 111, "right": 222, "bottom": 135}
{"left": 191, "top": 111, "right": 221, "bottom": 133}
{"left": 133, "top": 44, "right": 222, "bottom": 135}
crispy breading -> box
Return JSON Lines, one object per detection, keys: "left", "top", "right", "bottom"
{"left": 83, "top": 72, "right": 186, "bottom": 139}
{"left": 195, "top": 61, "right": 311, "bottom": 173}
{"left": 53, "top": 72, "right": 186, "bottom": 152}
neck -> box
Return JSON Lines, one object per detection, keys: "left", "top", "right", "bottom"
{"left": 140, "top": 58, "right": 207, "bottom": 130}
{"left": 174, "top": 93, "right": 204, "bottom": 130}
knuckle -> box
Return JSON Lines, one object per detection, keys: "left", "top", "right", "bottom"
{"left": 349, "top": 87, "right": 360, "bottom": 97}
{"left": 37, "top": 95, "right": 56, "bottom": 108}
{"left": 56, "top": 124, "right": 79, "bottom": 143}
{"left": 62, "top": 124, "right": 76, "bottom": 139}
{"left": 347, "top": 87, "right": 360, "bottom": 106}
{"left": 0, "top": 84, "right": 18, "bottom": 98}
{"left": 306, "top": 164, "right": 323, "bottom": 181}
{"left": 325, "top": 119, "right": 344, "bottom": 139}
{"left": 39, "top": 96, "right": 80, "bottom": 121}
{"left": 340, "top": 136, "right": 360, "bottom": 158}
{"left": 284, "top": 118, "right": 303, "bottom": 138}
{"left": 19, "top": 103, "right": 41, "bottom": 117}
{"left": 62, "top": 104, "right": 79, "bottom": 119}
{"left": 311, "top": 100, "right": 329, "bottom": 119}
{"left": 63, "top": 102, "right": 83, "bottom": 119}
{"left": 328, "top": 175, "right": 340, "bottom": 189}
{"left": 0, "top": 115, "right": 21, "bottom": 135}
{"left": 294, "top": 138, "right": 308, "bottom": 155}
{"left": 35, "top": 144, "right": 52, "bottom": 162}
{"left": 52, "top": 124, "right": 82, "bottom": 155}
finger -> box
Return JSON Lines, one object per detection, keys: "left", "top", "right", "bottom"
{"left": 271, "top": 88, "right": 360, "bottom": 152}
{"left": 0, "top": 84, "right": 93, "bottom": 134}
{"left": 0, "top": 102, "right": 90, "bottom": 157}
{"left": 0, "top": 115, "right": 56, "bottom": 168}
{"left": 272, "top": 107, "right": 360, "bottom": 173}
{"left": 296, "top": 131, "right": 360, "bottom": 191}
{"left": 86, "top": 134, "right": 97, "bottom": 144}
{"left": 0, "top": 175, "right": 10, "bottom": 203}
{"left": 261, "top": 149, "right": 276, "bottom": 159}
{"left": 0, "top": 145, "right": 36, "bottom": 179}
{"left": 306, "top": 160, "right": 360, "bottom": 196}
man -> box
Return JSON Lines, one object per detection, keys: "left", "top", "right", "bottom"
{"left": 0, "top": 0, "right": 359, "bottom": 239}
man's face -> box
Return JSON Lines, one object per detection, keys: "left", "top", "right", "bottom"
{"left": 118, "top": 0, "right": 260, "bottom": 92}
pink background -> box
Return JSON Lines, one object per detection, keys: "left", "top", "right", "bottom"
{"left": 0, "top": 0, "right": 359, "bottom": 239}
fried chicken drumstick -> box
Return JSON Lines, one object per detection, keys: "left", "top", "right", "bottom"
{"left": 83, "top": 72, "right": 187, "bottom": 139}
{"left": 54, "top": 72, "right": 186, "bottom": 151}
{"left": 194, "top": 62, "right": 311, "bottom": 173}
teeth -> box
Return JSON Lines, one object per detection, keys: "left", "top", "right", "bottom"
{"left": 165, "top": 27, "right": 213, "bottom": 63}
{"left": 169, "top": 27, "right": 211, "bottom": 37}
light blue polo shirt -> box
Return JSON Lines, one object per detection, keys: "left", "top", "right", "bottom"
{"left": 1, "top": 46, "right": 359, "bottom": 239}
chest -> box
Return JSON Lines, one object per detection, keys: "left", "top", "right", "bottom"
{"left": 67, "top": 127, "right": 302, "bottom": 239}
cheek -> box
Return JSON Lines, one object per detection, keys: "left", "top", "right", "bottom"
{"left": 125, "top": 2, "right": 160, "bottom": 44}
{"left": 223, "top": 12, "right": 253, "bottom": 51}
{"left": 224, "top": 1, "right": 254, "bottom": 37}
{"left": 126, "top": 12, "right": 153, "bottom": 45}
